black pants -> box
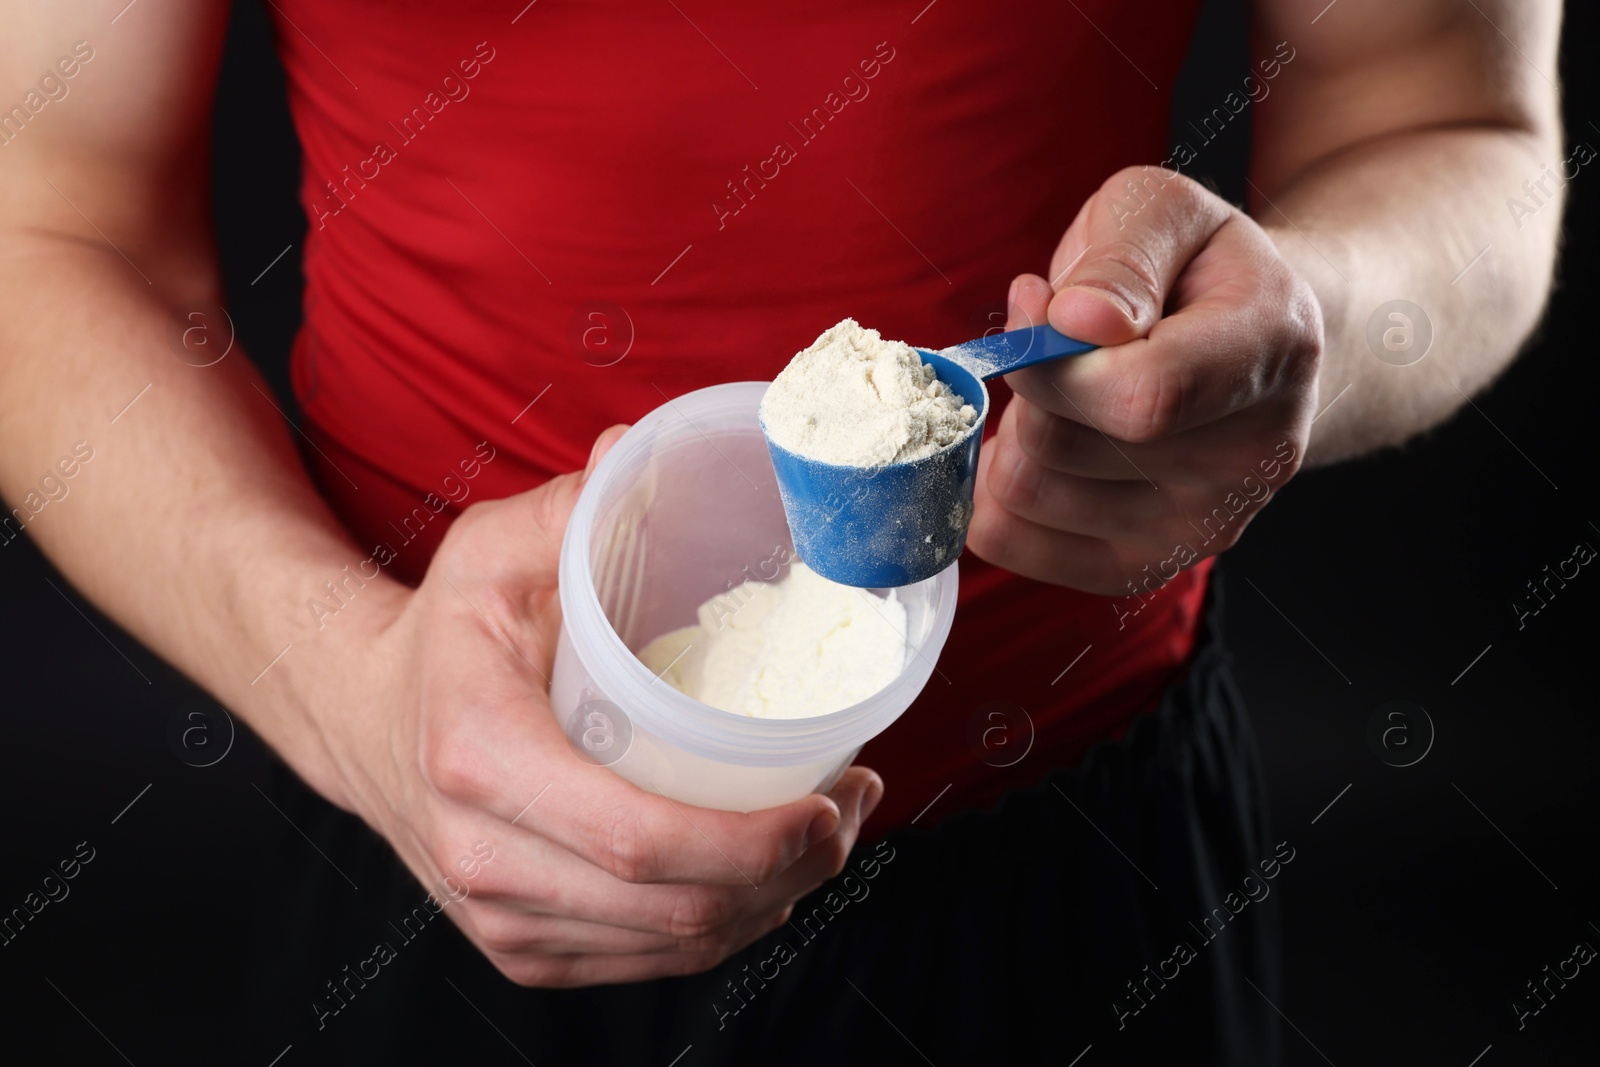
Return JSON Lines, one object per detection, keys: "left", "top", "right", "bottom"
{"left": 242, "top": 576, "right": 1282, "bottom": 1066}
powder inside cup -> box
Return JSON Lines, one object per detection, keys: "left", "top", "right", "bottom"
{"left": 761, "top": 318, "right": 978, "bottom": 466}
{"left": 636, "top": 561, "right": 908, "bottom": 719}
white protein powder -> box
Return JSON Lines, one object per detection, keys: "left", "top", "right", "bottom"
{"left": 761, "top": 318, "right": 978, "bottom": 466}
{"left": 636, "top": 561, "right": 909, "bottom": 719}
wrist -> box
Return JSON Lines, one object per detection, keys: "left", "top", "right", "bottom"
{"left": 1260, "top": 221, "right": 1362, "bottom": 465}
{"left": 237, "top": 550, "right": 414, "bottom": 812}
{"left": 308, "top": 575, "right": 413, "bottom": 808}
{"left": 1259, "top": 221, "right": 1345, "bottom": 337}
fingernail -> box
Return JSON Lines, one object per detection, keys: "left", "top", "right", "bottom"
{"left": 804, "top": 807, "right": 839, "bottom": 850}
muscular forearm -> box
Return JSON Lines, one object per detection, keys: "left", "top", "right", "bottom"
{"left": 0, "top": 231, "right": 404, "bottom": 803}
{"left": 1259, "top": 123, "right": 1563, "bottom": 465}
{"left": 1244, "top": 0, "right": 1564, "bottom": 467}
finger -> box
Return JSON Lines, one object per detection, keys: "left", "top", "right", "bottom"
{"left": 586, "top": 423, "right": 631, "bottom": 473}
{"left": 469, "top": 883, "right": 783, "bottom": 961}
{"left": 458, "top": 768, "right": 879, "bottom": 936}
{"left": 1008, "top": 392, "right": 1287, "bottom": 487}
{"left": 447, "top": 423, "right": 631, "bottom": 590}
{"left": 463, "top": 900, "right": 682, "bottom": 956}
{"left": 431, "top": 714, "right": 843, "bottom": 887}
{"left": 447, "top": 812, "right": 735, "bottom": 936}
{"left": 422, "top": 653, "right": 878, "bottom": 886}
{"left": 490, "top": 914, "right": 791, "bottom": 988}
{"left": 1045, "top": 167, "right": 1233, "bottom": 345}
{"left": 983, "top": 423, "right": 1171, "bottom": 548}
{"left": 529, "top": 756, "right": 874, "bottom": 889}
{"left": 1005, "top": 272, "right": 1054, "bottom": 333}
{"left": 1006, "top": 393, "right": 1172, "bottom": 483}
{"left": 468, "top": 768, "right": 883, "bottom": 988}
{"left": 674, "top": 758, "right": 880, "bottom": 948}
{"left": 1014, "top": 213, "right": 1320, "bottom": 443}
{"left": 750, "top": 765, "right": 880, "bottom": 905}
{"left": 967, "top": 470, "right": 1130, "bottom": 594}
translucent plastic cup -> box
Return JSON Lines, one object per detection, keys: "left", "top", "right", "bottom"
{"left": 551, "top": 382, "right": 959, "bottom": 812}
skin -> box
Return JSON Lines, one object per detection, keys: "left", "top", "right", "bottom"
{"left": 0, "top": 0, "right": 1564, "bottom": 985}
{"left": 970, "top": 0, "right": 1565, "bottom": 589}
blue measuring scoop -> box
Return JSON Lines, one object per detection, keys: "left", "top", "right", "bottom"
{"left": 761, "top": 323, "right": 1096, "bottom": 588}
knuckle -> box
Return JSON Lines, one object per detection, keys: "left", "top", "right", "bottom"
{"left": 460, "top": 496, "right": 508, "bottom": 533}
{"left": 1079, "top": 239, "right": 1163, "bottom": 310}
{"left": 745, "top": 839, "right": 789, "bottom": 887}
{"left": 1097, "top": 167, "right": 1228, "bottom": 246}
{"left": 1289, "top": 293, "right": 1325, "bottom": 369}
{"left": 667, "top": 887, "right": 729, "bottom": 941}
{"left": 419, "top": 730, "right": 486, "bottom": 803}
{"left": 1013, "top": 400, "right": 1057, "bottom": 461}
{"left": 1113, "top": 365, "right": 1186, "bottom": 443}
{"left": 461, "top": 862, "right": 512, "bottom": 901}
{"left": 1207, "top": 514, "right": 1252, "bottom": 553}
{"left": 451, "top": 499, "right": 488, "bottom": 531}
{"left": 472, "top": 908, "right": 529, "bottom": 956}
{"left": 1170, "top": 174, "right": 1222, "bottom": 220}
{"left": 1267, "top": 273, "right": 1325, "bottom": 383}
{"left": 597, "top": 805, "right": 657, "bottom": 884}
{"left": 1276, "top": 439, "right": 1307, "bottom": 483}
{"left": 433, "top": 499, "right": 526, "bottom": 587}
{"left": 1103, "top": 164, "right": 1147, "bottom": 191}
{"left": 1100, "top": 164, "right": 1188, "bottom": 209}
{"left": 1189, "top": 489, "right": 1261, "bottom": 554}
{"left": 989, "top": 440, "right": 1043, "bottom": 515}
{"left": 1101, "top": 239, "right": 1163, "bottom": 294}
{"left": 1146, "top": 168, "right": 1221, "bottom": 218}
{"left": 434, "top": 500, "right": 489, "bottom": 559}
{"left": 499, "top": 955, "right": 571, "bottom": 988}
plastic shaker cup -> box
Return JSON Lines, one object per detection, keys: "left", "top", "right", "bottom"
{"left": 550, "top": 382, "right": 958, "bottom": 812}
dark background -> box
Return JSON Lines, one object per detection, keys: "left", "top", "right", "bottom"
{"left": 2, "top": 1, "right": 1595, "bottom": 1063}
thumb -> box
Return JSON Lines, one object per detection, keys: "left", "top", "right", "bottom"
{"left": 532, "top": 422, "right": 630, "bottom": 517}
{"left": 1046, "top": 167, "right": 1233, "bottom": 346}
{"left": 582, "top": 423, "right": 630, "bottom": 483}
{"left": 483, "top": 424, "right": 631, "bottom": 587}
{"left": 1048, "top": 240, "right": 1164, "bottom": 346}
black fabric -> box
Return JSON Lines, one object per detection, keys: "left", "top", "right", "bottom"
{"left": 240, "top": 573, "right": 1282, "bottom": 1065}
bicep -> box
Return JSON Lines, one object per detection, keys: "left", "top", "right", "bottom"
{"left": 1248, "top": 0, "right": 1563, "bottom": 194}
{"left": 0, "top": 0, "right": 230, "bottom": 252}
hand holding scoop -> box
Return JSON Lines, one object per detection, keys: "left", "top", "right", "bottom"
{"left": 760, "top": 324, "right": 1096, "bottom": 588}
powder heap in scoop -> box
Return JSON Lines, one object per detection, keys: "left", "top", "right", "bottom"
{"left": 761, "top": 318, "right": 978, "bottom": 466}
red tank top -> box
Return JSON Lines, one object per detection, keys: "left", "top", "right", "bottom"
{"left": 268, "top": 0, "right": 1210, "bottom": 834}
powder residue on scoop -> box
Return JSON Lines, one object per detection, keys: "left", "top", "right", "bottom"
{"left": 761, "top": 318, "right": 978, "bottom": 466}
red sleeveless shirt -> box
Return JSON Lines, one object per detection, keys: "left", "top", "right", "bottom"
{"left": 267, "top": 0, "right": 1210, "bottom": 834}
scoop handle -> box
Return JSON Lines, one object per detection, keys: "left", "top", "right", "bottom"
{"left": 938, "top": 323, "right": 1097, "bottom": 380}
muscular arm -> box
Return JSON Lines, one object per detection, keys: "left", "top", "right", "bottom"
{"left": 1251, "top": 0, "right": 1565, "bottom": 464}
{"left": 2, "top": 2, "right": 864, "bottom": 987}
{"left": 0, "top": 0, "right": 396, "bottom": 804}
{"left": 968, "top": 0, "right": 1566, "bottom": 591}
